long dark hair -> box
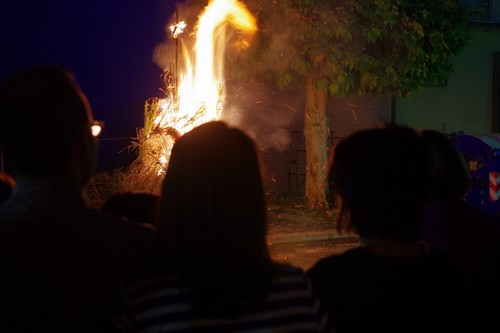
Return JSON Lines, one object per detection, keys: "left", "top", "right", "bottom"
{"left": 154, "top": 121, "right": 273, "bottom": 317}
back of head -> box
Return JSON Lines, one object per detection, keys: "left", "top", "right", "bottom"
{"left": 157, "top": 121, "right": 268, "bottom": 265}
{"left": 418, "top": 129, "right": 471, "bottom": 199}
{"left": 330, "top": 124, "right": 431, "bottom": 241}
{"left": 156, "top": 121, "right": 270, "bottom": 315}
{"left": 0, "top": 65, "right": 94, "bottom": 179}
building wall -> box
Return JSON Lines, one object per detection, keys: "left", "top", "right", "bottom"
{"left": 396, "top": 29, "right": 500, "bottom": 135}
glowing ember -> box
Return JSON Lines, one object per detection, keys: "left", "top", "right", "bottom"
{"left": 122, "top": 0, "right": 257, "bottom": 193}
{"left": 169, "top": 21, "right": 186, "bottom": 38}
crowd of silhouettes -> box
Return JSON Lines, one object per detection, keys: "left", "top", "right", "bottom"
{"left": 2, "top": 64, "right": 500, "bottom": 333}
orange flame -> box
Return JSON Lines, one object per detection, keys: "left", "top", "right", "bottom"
{"left": 132, "top": 0, "right": 257, "bottom": 181}
{"left": 155, "top": 0, "right": 256, "bottom": 135}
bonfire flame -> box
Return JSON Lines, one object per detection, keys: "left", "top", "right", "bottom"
{"left": 123, "top": 0, "right": 257, "bottom": 193}
{"left": 157, "top": 0, "right": 257, "bottom": 135}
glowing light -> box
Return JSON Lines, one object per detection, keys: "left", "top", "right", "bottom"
{"left": 169, "top": 21, "right": 186, "bottom": 39}
{"left": 90, "top": 120, "right": 103, "bottom": 137}
{"left": 156, "top": 0, "right": 257, "bottom": 136}
{"left": 124, "top": 0, "right": 257, "bottom": 193}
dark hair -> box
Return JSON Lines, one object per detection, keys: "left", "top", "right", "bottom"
{"left": 0, "top": 65, "right": 92, "bottom": 177}
{"left": 330, "top": 124, "right": 431, "bottom": 241}
{"left": 155, "top": 121, "right": 272, "bottom": 316}
{"left": 418, "top": 129, "right": 471, "bottom": 199}
{"left": 102, "top": 191, "right": 160, "bottom": 226}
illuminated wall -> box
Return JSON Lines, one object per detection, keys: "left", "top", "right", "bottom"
{"left": 396, "top": 29, "right": 500, "bottom": 135}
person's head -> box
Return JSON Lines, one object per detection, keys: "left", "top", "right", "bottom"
{"left": 0, "top": 65, "right": 99, "bottom": 186}
{"left": 155, "top": 121, "right": 270, "bottom": 314}
{"left": 330, "top": 124, "right": 431, "bottom": 242}
{"left": 0, "top": 172, "right": 16, "bottom": 204}
{"left": 418, "top": 129, "right": 471, "bottom": 199}
{"left": 157, "top": 120, "right": 268, "bottom": 264}
{"left": 102, "top": 191, "right": 160, "bottom": 227}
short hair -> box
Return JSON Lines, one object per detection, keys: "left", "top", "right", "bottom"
{"left": 330, "top": 124, "right": 431, "bottom": 241}
{"left": 155, "top": 121, "right": 271, "bottom": 316}
{"left": 0, "top": 65, "right": 91, "bottom": 177}
{"left": 418, "top": 129, "right": 471, "bottom": 199}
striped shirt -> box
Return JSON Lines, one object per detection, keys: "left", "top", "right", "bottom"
{"left": 111, "top": 265, "right": 334, "bottom": 333}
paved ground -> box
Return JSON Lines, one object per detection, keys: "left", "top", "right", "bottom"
{"left": 269, "top": 238, "right": 359, "bottom": 271}
{"left": 265, "top": 196, "right": 359, "bottom": 271}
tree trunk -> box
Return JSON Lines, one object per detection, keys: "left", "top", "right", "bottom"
{"left": 304, "top": 71, "right": 330, "bottom": 209}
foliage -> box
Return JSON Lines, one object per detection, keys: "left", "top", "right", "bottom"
{"left": 235, "top": 0, "right": 471, "bottom": 98}
{"left": 228, "top": 0, "right": 472, "bottom": 209}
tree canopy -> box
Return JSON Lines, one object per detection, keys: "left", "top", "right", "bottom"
{"left": 228, "top": 0, "right": 471, "bottom": 208}
{"left": 240, "top": 0, "right": 471, "bottom": 98}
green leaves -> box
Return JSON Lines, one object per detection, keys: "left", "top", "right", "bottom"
{"left": 246, "top": 0, "right": 471, "bottom": 98}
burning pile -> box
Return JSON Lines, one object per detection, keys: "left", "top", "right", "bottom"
{"left": 121, "top": 0, "right": 257, "bottom": 194}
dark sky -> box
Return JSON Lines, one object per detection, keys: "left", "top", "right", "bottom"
{"left": 1, "top": 0, "right": 176, "bottom": 138}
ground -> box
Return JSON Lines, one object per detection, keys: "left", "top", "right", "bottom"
{"left": 265, "top": 191, "right": 337, "bottom": 235}
{"left": 265, "top": 192, "right": 359, "bottom": 270}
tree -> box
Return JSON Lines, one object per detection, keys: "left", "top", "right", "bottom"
{"left": 231, "top": 0, "right": 471, "bottom": 209}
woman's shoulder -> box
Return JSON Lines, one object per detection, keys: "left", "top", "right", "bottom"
{"left": 271, "top": 262, "right": 309, "bottom": 280}
{"left": 273, "top": 262, "right": 306, "bottom": 273}
{"left": 270, "top": 263, "right": 317, "bottom": 289}
{"left": 117, "top": 270, "right": 182, "bottom": 298}
{"left": 308, "top": 247, "right": 368, "bottom": 273}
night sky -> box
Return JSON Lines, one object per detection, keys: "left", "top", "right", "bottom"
{"left": 1, "top": 0, "right": 176, "bottom": 138}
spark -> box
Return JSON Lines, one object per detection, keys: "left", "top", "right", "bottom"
{"left": 169, "top": 21, "right": 186, "bottom": 39}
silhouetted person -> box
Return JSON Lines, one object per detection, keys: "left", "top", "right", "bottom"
{"left": 419, "top": 129, "right": 500, "bottom": 329}
{"left": 110, "top": 121, "right": 333, "bottom": 332}
{"left": 307, "top": 124, "right": 459, "bottom": 333}
{"left": 419, "top": 129, "right": 500, "bottom": 284}
{"left": 0, "top": 65, "right": 154, "bottom": 332}
{"left": 0, "top": 172, "right": 16, "bottom": 204}
{"left": 102, "top": 191, "right": 160, "bottom": 229}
